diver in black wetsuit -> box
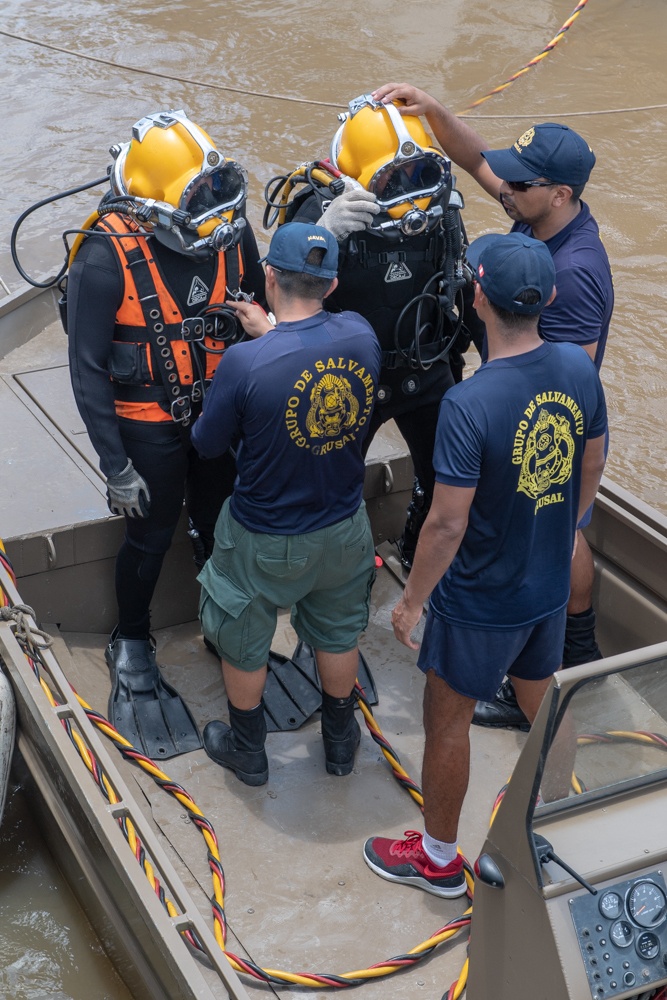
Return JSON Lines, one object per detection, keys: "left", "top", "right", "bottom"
{"left": 264, "top": 94, "right": 473, "bottom": 568}
{"left": 67, "top": 110, "right": 266, "bottom": 758}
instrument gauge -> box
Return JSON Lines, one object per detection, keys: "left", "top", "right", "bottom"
{"left": 636, "top": 931, "right": 660, "bottom": 961}
{"left": 598, "top": 891, "right": 623, "bottom": 920}
{"left": 627, "top": 880, "right": 667, "bottom": 929}
{"left": 610, "top": 919, "right": 634, "bottom": 948}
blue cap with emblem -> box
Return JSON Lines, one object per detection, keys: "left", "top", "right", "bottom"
{"left": 260, "top": 222, "right": 339, "bottom": 279}
{"left": 482, "top": 123, "right": 596, "bottom": 186}
{"left": 466, "top": 232, "right": 556, "bottom": 316}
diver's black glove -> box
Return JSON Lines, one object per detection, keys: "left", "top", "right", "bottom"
{"left": 318, "top": 185, "right": 380, "bottom": 241}
{"left": 106, "top": 460, "right": 151, "bottom": 518}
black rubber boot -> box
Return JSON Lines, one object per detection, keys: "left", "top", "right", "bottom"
{"left": 321, "top": 690, "right": 361, "bottom": 776}
{"left": 203, "top": 700, "right": 268, "bottom": 786}
{"left": 562, "top": 608, "right": 603, "bottom": 668}
{"left": 471, "top": 678, "right": 531, "bottom": 732}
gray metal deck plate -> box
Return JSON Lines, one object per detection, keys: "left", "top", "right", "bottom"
{"left": 0, "top": 374, "right": 107, "bottom": 538}
{"left": 15, "top": 364, "right": 102, "bottom": 471}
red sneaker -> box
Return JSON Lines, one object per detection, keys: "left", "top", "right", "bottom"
{"left": 363, "top": 830, "right": 466, "bottom": 898}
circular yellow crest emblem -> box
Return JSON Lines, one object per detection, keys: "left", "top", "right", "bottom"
{"left": 305, "top": 373, "right": 359, "bottom": 439}
{"left": 517, "top": 408, "right": 574, "bottom": 499}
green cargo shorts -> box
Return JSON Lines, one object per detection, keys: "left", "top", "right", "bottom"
{"left": 197, "top": 499, "right": 376, "bottom": 671}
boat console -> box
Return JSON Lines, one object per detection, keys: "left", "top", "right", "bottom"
{"left": 469, "top": 643, "right": 667, "bottom": 1000}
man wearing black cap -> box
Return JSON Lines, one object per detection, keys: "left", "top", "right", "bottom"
{"left": 362, "top": 232, "right": 607, "bottom": 898}
{"left": 371, "top": 83, "right": 614, "bottom": 727}
{"left": 191, "top": 222, "right": 381, "bottom": 786}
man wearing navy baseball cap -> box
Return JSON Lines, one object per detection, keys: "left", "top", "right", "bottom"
{"left": 259, "top": 219, "right": 340, "bottom": 279}
{"left": 371, "top": 83, "right": 614, "bottom": 725}
{"left": 191, "top": 222, "right": 381, "bottom": 785}
{"left": 363, "top": 231, "right": 607, "bottom": 898}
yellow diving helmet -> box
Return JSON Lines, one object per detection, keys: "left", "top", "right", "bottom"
{"left": 109, "top": 110, "right": 248, "bottom": 255}
{"left": 330, "top": 95, "right": 451, "bottom": 228}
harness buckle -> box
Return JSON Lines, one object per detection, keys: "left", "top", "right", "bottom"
{"left": 378, "top": 250, "right": 407, "bottom": 265}
{"left": 170, "top": 396, "right": 192, "bottom": 423}
{"left": 190, "top": 380, "right": 205, "bottom": 402}
{"left": 181, "top": 317, "right": 205, "bottom": 342}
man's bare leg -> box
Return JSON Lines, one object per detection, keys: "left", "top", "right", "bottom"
{"left": 315, "top": 647, "right": 359, "bottom": 697}
{"left": 221, "top": 659, "right": 267, "bottom": 709}
{"left": 422, "top": 670, "right": 477, "bottom": 844}
{"left": 565, "top": 532, "right": 603, "bottom": 667}
{"left": 568, "top": 531, "right": 594, "bottom": 614}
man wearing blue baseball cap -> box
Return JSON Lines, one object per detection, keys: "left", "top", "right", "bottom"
{"left": 372, "top": 83, "right": 614, "bottom": 726}
{"left": 191, "top": 222, "right": 381, "bottom": 785}
{"left": 363, "top": 232, "right": 607, "bottom": 898}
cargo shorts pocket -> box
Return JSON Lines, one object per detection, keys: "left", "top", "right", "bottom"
{"left": 211, "top": 500, "right": 246, "bottom": 557}
{"left": 255, "top": 552, "right": 308, "bottom": 579}
{"left": 198, "top": 567, "right": 253, "bottom": 664}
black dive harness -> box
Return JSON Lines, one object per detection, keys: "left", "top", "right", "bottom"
{"left": 265, "top": 162, "right": 469, "bottom": 374}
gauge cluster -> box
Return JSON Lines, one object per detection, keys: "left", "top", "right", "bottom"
{"left": 570, "top": 870, "right": 667, "bottom": 998}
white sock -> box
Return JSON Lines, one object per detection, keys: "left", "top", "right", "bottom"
{"left": 422, "top": 831, "right": 458, "bottom": 867}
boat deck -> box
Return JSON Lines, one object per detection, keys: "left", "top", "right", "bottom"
{"left": 4, "top": 291, "right": 667, "bottom": 999}
{"left": 52, "top": 562, "right": 526, "bottom": 1000}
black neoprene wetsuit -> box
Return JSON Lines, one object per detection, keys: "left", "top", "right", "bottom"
{"left": 67, "top": 223, "right": 266, "bottom": 638}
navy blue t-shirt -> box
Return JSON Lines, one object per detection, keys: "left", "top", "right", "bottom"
{"left": 430, "top": 341, "right": 607, "bottom": 629}
{"left": 513, "top": 202, "right": 614, "bottom": 370}
{"left": 192, "top": 310, "right": 381, "bottom": 533}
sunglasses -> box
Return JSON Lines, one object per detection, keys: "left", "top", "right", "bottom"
{"left": 506, "top": 180, "right": 556, "bottom": 193}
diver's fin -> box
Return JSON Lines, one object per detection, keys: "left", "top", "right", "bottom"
{"left": 106, "top": 635, "right": 202, "bottom": 760}
{"left": 263, "top": 648, "right": 322, "bottom": 733}
{"left": 291, "top": 641, "right": 379, "bottom": 707}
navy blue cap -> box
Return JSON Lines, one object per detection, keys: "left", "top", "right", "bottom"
{"left": 260, "top": 222, "right": 338, "bottom": 279}
{"left": 467, "top": 232, "right": 556, "bottom": 315}
{"left": 482, "top": 123, "right": 596, "bottom": 186}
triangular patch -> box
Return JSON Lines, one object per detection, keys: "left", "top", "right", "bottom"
{"left": 384, "top": 261, "right": 413, "bottom": 283}
{"left": 187, "top": 275, "right": 209, "bottom": 307}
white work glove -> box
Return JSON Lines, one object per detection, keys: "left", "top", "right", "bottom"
{"left": 106, "top": 460, "right": 151, "bottom": 518}
{"left": 318, "top": 186, "right": 380, "bottom": 241}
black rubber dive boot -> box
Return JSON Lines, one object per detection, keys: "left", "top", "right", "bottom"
{"left": 471, "top": 678, "right": 531, "bottom": 732}
{"left": 321, "top": 690, "right": 361, "bottom": 776}
{"left": 399, "top": 478, "right": 428, "bottom": 571}
{"left": 562, "top": 608, "right": 603, "bottom": 668}
{"left": 106, "top": 627, "right": 202, "bottom": 758}
{"left": 203, "top": 700, "right": 269, "bottom": 786}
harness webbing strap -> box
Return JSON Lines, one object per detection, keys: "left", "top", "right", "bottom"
{"left": 124, "top": 246, "right": 193, "bottom": 426}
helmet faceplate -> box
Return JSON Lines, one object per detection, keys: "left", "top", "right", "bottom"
{"left": 331, "top": 96, "right": 450, "bottom": 219}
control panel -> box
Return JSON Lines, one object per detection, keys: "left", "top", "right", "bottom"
{"left": 570, "top": 870, "right": 667, "bottom": 998}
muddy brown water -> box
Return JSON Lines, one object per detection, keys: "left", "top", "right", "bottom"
{"left": 1, "top": 0, "right": 666, "bottom": 995}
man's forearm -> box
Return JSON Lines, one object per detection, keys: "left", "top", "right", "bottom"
{"left": 423, "top": 102, "right": 491, "bottom": 176}
{"left": 403, "top": 513, "right": 467, "bottom": 611}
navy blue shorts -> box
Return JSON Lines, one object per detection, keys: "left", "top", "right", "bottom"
{"left": 416, "top": 608, "right": 567, "bottom": 701}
